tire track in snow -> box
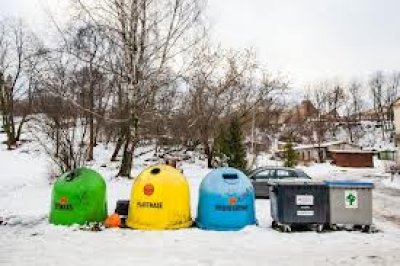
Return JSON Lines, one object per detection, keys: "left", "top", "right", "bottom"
{"left": 373, "top": 185, "right": 400, "bottom": 227}
{"left": 0, "top": 229, "right": 14, "bottom": 265}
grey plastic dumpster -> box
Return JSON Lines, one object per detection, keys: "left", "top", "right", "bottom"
{"left": 270, "top": 181, "right": 329, "bottom": 232}
{"left": 325, "top": 180, "right": 374, "bottom": 231}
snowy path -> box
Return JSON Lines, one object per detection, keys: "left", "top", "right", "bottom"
{"left": 374, "top": 186, "right": 400, "bottom": 227}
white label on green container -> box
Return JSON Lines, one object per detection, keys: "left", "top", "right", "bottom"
{"left": 345, "top": 190, "right": 358, "bottom": 209}
{"left": 297, "top": 210, "right": 314, "bottom": 216}
{"left": 296, "top": 195, "right": 314, "bottom": 206}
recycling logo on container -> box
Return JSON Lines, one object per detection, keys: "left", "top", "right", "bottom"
{"left": 345, "top": 190, "right": 358, "bottom": 209}
{"left": 143, "top": 183, "right": 155, "bottom": 196}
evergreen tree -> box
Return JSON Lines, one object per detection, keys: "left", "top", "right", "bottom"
{"left": 226, "top": 116, "right": 248, "bottom": 171}
{"left": 215, "top": 125, "right": 229, "bottom": 157}
{"left": 212, "top": 117, "right": 248, "bottom": 171}
{"left": 283, "top": 141, "right": 298, "bottom": 167}
{"left": 214, "top": 125, "right": 230, "bottom": 166}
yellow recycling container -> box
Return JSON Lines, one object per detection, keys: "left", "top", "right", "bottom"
{"left": 126, "top": 164, "right": 192, "bottom": 230}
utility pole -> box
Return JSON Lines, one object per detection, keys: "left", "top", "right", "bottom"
{"left": 250, "top": 106, "right": 256, "bottom": 167}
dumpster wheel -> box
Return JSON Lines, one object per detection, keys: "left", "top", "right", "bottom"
{"left": 362, "top": 225, "right": 372, "bottom": 233}
{"left": 280, "top": 224, "right": 291, "bottom": 233}
{"left": 271, "top": 221, "right": 278, "bottom": 229}
{"left": 316, "top": 224, "right": 324, "bottom": 233}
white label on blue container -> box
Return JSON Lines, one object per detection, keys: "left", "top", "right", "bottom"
{"left": 296, "top": 195, "right": 314, "bottom": 205}
{"left": 297, "top": 210, "right": 314, "bottom": 216}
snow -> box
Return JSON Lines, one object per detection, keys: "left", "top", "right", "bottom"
{"left": 382, "top": 177, "right": 400, "bottom": 190}
{"left": 331, "top": 123, "right": 395, "bottom": 151}
{"left": 1, "top": 134, "right": 400, "bottom": 265}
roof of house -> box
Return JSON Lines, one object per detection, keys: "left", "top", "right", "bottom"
{"left": 295, "top": 140, "right": 348, "bottom": 150}
{"left": 329, "top": 149, "right": 376, "bottom": 154}
{"left": 393, "top": 97, "right": 400, "bottom": 107}
{"left": 278, "top": 100, "right": 318, "bottom": 124}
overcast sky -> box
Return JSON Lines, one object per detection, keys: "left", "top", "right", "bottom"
{"left": 2, "top": 0, "right": 400, "bottom": 88}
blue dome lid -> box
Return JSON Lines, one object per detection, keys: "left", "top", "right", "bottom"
{"left": 200, "top": 167, "right": 252, "bottom": 191}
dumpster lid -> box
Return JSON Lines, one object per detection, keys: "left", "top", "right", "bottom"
{"left": 324, "top": 180, "right": 374, "bottom": 188}
{"left": 271, "top": 180, "right": 324, "bottom": 186}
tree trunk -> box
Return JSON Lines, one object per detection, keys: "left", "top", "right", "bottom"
{"left": 87, "top": 66, "right": 95, "bottom": 161}
{"left": 16, "top": 115, "right": 28, "bottom": 142}
{"left": 1, "top": 91, "right": 17, "bottom": 149}
{"left": 118, "top": 130, "right": 134, "bottom": 177}
{"left": 87, "top": 114, "right": 94, "bottom": 161}
{"left": 3, "top": 114, "right": 16, "bottom": 149}
{"left": 118, "top": 143, "right": 133, "bottom": 177}
{"left": 117, "top": 113, "right": 139, "bottom": 177}
{"left": 55, "top": 123, "right": 60, "bottom": 157}
{"left": 111, "top": 134, "right": 124, "bottom": 161}
{"left": 348, "top": 124, "right": 353, "bottom": 143}
{"left": 318, "top": 147, "right": 323, "bottom": 163}
{"left": 205, "top": 144, "right": 213, "bottom": 168}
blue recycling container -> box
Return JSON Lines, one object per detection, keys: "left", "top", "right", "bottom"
{"left": 196, "top": 167, "right": 256, "bottom": 231}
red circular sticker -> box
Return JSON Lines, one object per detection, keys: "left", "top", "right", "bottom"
{"left": 229, "top": 197, "right": 237, "bottom": 205}
{"left": 144, "top": 184, "right": 155, "bottom": 196}
{"left": 60, "top": 197, "right": 68, "bottom": 204}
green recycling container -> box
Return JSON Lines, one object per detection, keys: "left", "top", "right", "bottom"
{"left": 49, "top": 168, "right": 108, "bottom": 225}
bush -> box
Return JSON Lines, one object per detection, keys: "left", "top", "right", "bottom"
{"left": 283, "top": 141, "right": 297, "bottom": 167}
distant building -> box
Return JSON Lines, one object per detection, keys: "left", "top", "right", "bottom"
{"left": 278, "top": 100, "right": 344, "bottom": 126}
{"left": 392, "top": 98, "right": 400, "bottom": 164}
{"left": 377, "top": 149, "right": 396, "bottom": 161}
{"left": 330, "top": 150, "right": 375, "bottom": 168}
{"left": 296, "top": 141, "right": 361, "bottom": 163}
{"left": 275, "top": 140, "right": 361, "bottom": 163}
{"left": 278, "top": 100, "right": 318, "bottom": 125}
{"left": 357, "top": 106, "right": 392, "bottom": 122}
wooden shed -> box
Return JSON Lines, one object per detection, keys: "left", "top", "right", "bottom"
{"left": 330, "top": 150, "right": 375, "bottom": 168}
{"left": 291, "top": 141, "right": 360, "bottom": 163}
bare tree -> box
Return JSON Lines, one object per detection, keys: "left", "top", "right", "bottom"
{"left": 343, "top": 80, "right": 364, "bottom": 142}
{"left": 66, "top": 0, "right": 205, "bottom": 177}
{"left": 386, "top": 72, "right": 400, "bottom": 128}
{"left": 182, "top": 46, "right": 288, "bottom": 168}
{"left": 305, "top": 81, "right": 332, "bottom": 162}
{"left": 71, "top": 24, "right": 101, "bottom": 161}
{"left": 28, "top": 49, "right": 107, "bottom": 173}
{"left": 368, "top": 71, "right": 398, "bottom": 138}
{"left": 0, "top": 19, "right": 41, "bottom": 149}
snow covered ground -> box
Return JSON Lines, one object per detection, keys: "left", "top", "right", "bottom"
{"left": 1, "top": 136, "right": 400, "bottom": 265}
{"left": 382, "top": 176, "right": 400, "bottom": 190}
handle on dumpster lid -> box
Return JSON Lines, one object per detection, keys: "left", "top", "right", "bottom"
{"left": 222, "top": 174, "right": 238, "bottom": 180}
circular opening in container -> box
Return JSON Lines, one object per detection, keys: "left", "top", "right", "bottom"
{"left": 222, "top": 173, "right": 239, "bottom": 184}
{"left": 151, "top": 168, "right": 161, "bottom": 175}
